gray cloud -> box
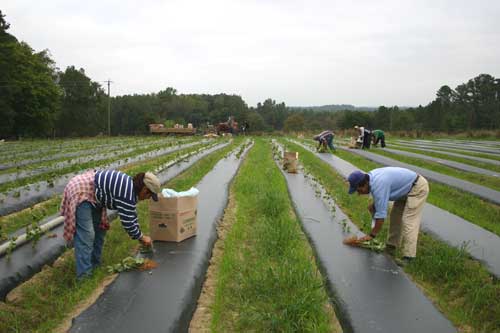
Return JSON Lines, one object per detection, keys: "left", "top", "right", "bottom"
{"left": 3, "top": 0, "right": 500, "bottom": 106}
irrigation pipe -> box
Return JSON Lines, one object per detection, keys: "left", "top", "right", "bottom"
{"left": 0, "top": 216, "right": 64, "bottom": 257}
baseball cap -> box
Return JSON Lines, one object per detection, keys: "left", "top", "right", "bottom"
{"left": 347, "top": 170, "right": 365, "bottom": 194}
{"left": 143, "top": 172, "right": 160, "bottom": 201}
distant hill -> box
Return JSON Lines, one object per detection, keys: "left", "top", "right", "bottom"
{"left": 288, "top": 104, "right": 378, "bottom": 112}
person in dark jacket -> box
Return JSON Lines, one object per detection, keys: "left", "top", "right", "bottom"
{"left": 313, "top": 130, "right": 335, "bottom": 152}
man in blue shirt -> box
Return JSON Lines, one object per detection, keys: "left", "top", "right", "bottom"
{"left": 347, "top": 167, "right": 429, "bottom": 265}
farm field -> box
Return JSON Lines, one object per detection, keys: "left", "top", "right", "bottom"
{"left": 0, "top": 136, "right": 499, "bottom": 332}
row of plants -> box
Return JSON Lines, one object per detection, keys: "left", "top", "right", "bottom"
{"left": 283, "top": 139, "right": 500, "bottom": 332}
{"left": 386, "top": 143, "right": 500, "bottom": 173}
{"left": 0, "top": 138, "right": 188, "bottom": 184}
{"left": 302, "top": 138, "right": 500, "bottom": 236}
{"left": 0, "top": 138, "right": 244, "bottom": 332}
{"left": 0, "top": 136, "right": 154, "bottom": 163}
{"left": 210, "top": 139, "right": 340, "bottom": 332}
{"left": 390, "top": 140, "right": 500, "bottom": 161}
{"left": 0, "top": 137, "right": 201, "bottom": 194}
{"left": 0, "top": 140, "right": 225, "bottom": 242}
{"left": 0, "top": 136, "right": 175, "bottom": 174}
{"left": 364, "top": 145, "right": 500, "bottom": 192}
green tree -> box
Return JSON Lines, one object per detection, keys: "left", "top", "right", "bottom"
{"left": 0, "top": 12, "right": 60, "bottom": 138}
{"left": 284, "top": 113, "right": 305, "bottom": 132}
{"left": 56, "top": 66, "right": 106, "bottom": 136}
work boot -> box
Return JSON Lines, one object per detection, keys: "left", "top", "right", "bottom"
{"left": 384, "top": 244, "right": 396, "bottom": 257}
{"left": 395, "top": 256, "right": 414, "bottom": 268}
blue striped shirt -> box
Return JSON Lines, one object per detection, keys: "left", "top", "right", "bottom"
{"left": 94, "top": 170, "right": 142, "bottom": 240}
{"left": 316, "top": 130, "right": 334, "bottom": 141}
{"left": 369, "top": 167, "right": 417, "bottom": 219}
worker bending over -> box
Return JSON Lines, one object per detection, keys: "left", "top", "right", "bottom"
{"left": 313, "top": 130, "right": 335, "bottom": 152}
{"left": 346, "top": 167, "right": 429, "bottom": 266}
{"left": 372, "top": 129, "right": 386, "bottom": 148}
{"left": 354, "top": 125, "right": 371, "bottom": 149}
{"left": 61, "top": 170, "right": 159, "bottom": 279}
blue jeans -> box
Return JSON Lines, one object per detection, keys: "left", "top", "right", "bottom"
{"left": 75, "top": 201, "right": 106, "bottom": 278}
{"left": 325, "top": 136, "right": 335, "bottom": 151}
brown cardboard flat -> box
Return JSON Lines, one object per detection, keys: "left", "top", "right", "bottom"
{"left": 149, "top": 195, "right": 198, "bottom": 242}
{"left": 283, "top": 151, "right": 298, "bottom": 173}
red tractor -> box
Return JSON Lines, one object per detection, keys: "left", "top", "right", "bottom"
{"left": 216, "top": 116, "right": 238, "bottom": 135}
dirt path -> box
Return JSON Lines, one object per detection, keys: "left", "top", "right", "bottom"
{"left": 189, "top": 190, "right": 237, "bottom": 332}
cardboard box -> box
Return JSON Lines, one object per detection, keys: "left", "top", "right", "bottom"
{"left": 149, "top": 195, "right": 198, "bottom": 242}
{"left": 283, "top": 151, "right": 298, "bottom": 173}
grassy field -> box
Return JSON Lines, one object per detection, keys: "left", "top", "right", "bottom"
{"left": 0, "top": 140, "right": 238, "bottom": 332}
{"left": 210, "top": 139, "right": 340, "bottom": 332}
{"left": 285, "top": 140, "right": 500, "bottom": 332}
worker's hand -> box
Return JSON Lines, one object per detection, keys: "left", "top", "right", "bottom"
{"left": 367, "top": 203, "right": 375, "bottom": 216}
{"left": 139, "top": 235, "right": 152, "bottom": 247}
{"left": 358, "top": 235, "right": 373, "bottom": 243}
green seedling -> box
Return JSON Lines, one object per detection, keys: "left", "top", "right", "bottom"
{"left": 26, "top": 222, "right": 42, "bottom": 248}
{"left": 106, "top": 256, "right": 145, "bottom": 273}
{"left": 6, "top": 236, "right": 17, "bottom": 260}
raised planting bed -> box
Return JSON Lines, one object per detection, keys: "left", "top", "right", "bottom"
{"left": 69, "top": 142, "right": 252, "bottom": 332}
{"left": 273, "top": 141, "right": 455, "bottom": 333}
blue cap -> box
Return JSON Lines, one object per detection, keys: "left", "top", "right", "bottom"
{"left": 348, "top": 170, "right": 366, "bottom": 194}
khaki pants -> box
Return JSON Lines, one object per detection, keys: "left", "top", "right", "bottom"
{"left": 387, "top": 176, "right": 429, "bottom": 258}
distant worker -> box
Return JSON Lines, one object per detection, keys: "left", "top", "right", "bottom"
{"left": 242, "top": 121, "right": 250, "bottom": 135}
{"left": 61, "top": 170, "right": 159, "bottom": 279}
{"left": 372, "top": 129, "right": 386, "bottom": 148}
{"left": 313, "top": 130, "right": 335, "bottom": 152}
{"left": 354, "top": 125, "right": 371, "bottom": 149}
{"left": 346, "top": 167, "right": 429, "bottom": 266}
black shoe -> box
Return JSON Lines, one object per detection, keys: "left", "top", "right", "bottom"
{"left": 395, "top": 256, "right": 414, "bottom": 267}
{"left": 384, "top": 244, "right": 396, "bottom": 256}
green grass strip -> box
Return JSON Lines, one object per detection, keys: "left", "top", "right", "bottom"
{"left": 0, "top": 139, "right": 240, "bottom": 332}
{"left": 211, "top": 138, "right": 338, "bottom": 332}
{"left": 285, "top": 140, "right": 500, "bottom": 332}
{"left": 366, "top": 147, "right": 500, "bottom": 192}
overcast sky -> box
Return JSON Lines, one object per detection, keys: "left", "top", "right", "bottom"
{"left": 3, "top": 0, "right": 500, "bottom": 107}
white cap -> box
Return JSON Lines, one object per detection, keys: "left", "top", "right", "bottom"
{"left": 143, "top": 172, "right": 160, "bottom": 201}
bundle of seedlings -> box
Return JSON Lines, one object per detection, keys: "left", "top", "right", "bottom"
{"left": 106, "top": 257, "right": 158, "bottom": 273}
{"left": 343, "top": 236, "right": 385, "bottom": 252}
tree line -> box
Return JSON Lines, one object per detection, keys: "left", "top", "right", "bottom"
{"left": 1, "top": 10, "right": 499, "bottom": 138}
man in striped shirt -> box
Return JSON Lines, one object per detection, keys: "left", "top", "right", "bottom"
{"left": 61, "top": 170, "right": 160, "bottom": 279}
{"left": 313, "top": 130, "right": 335, "bottom": 152}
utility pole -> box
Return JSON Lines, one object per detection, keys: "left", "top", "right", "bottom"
{"left": 106, "top": 79, "right": 112, "bottom": 136}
